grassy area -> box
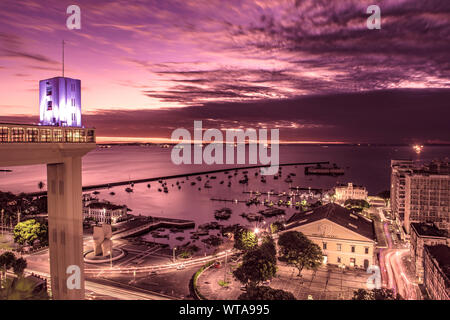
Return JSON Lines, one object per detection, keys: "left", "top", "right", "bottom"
{"left": 191, "top": 261, "right": 215, "bottom": 300}
{"left": 218, "top": 280, "right": 230, "bottom": 287}
{"left": 0, "top": 234, "right": 15, "bottom": 250}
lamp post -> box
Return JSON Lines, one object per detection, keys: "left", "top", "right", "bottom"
{"left": 224, "top": 250, "right": 228, "bottom": 284}
{"left": 173, "top": 247, "right": 177, "bottom": 263}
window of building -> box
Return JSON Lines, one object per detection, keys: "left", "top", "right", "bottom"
{"left": 337, "top": 243, "right": 342, "bottom": 251}
{"left": 323, "top": 242, "right": 327, "bottom": 250}
{"left": 47, "top": 101, "right": 52, "bottom": 111}
{"left": 46, "top": 86, "right": 52, "bottom": 96}
{"left": 350, "top": 258, "right": 356, "bottom": 266}
{"left": 351, "top": 246, "right": 355, "bottom": 253}
{"left": 365, "top": 247, "right": 369, "bottom": 254}
{"left": 337, "top": 257, "right": 341, "bottom": 264}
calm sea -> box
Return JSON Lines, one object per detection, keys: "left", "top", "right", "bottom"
{"left": 1, "top": 145, "right": 448, "bottom": 249}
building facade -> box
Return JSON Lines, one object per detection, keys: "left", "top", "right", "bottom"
{"left": 334, "top": 183, "right": 368, "bottom": 203}
{"left": 39, "top": 77, "right": 82, "bottom": 127}
{"left": 285, "top": 203, "right": 376, "bottom": 269}
{"left": 83, "top": 201, "right": 127, "bottom": 224}
{"left": 391, "top": 159, "right": 450, "bottom": 234}
{"left": 410, "top": 223, "right": 449, "bottom": 283}
{"left": 423, "top": 245, "right": 450, "bottom": 300}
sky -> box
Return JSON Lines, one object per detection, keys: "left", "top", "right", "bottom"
{"left": 0, "top": 0, "right": 449, "bottom": 144}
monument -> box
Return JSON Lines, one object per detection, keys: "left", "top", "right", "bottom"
{"left": 93, "top": 224, "right": 113, "bottom": 257}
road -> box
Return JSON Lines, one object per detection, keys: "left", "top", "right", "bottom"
{"left": 20, "top": 267, "right": 173, "bottom": 300}
{"left": 379, "top": 222, "right": 420, "bottom": 300}
{"left": 22, "top": 246, "right": 235, "bottom": 300}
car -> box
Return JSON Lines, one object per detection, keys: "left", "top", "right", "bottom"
{"left": 214, "top": 262, "right": 222, "bottom": 269}
{"left": 176, "top": 264, "right": 185, "bottom": 270}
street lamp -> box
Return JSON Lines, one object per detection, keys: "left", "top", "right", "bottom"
{"left": 173, "top": 247, "right": 177, "bottom": 263}
{"left": 224, "top": 250, "right": 228, "bottom": 284}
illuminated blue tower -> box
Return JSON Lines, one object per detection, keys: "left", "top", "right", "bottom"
{"left": 39, "top": 77, "right": 82, "bottom": 127}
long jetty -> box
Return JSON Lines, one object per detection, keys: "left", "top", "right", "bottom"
{"left": 26, "top": 161, "right": 329, "bottom": 197}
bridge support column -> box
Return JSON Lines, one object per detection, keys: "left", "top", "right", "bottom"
{"left": 47, "top": 156, "right": 85, "bottom": 300}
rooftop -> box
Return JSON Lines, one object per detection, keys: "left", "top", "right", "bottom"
{"left": 392, "top": 159, "right": 450, "bottom": 175}
{"left": 425, "top": 245, "right": 450, "bottom": 282}
{"left": 85, "top": 201, "right": 126, "bottom": 211}
{"left": 411, "top": 223, "right": 448, "bottom": 238}
{"left": 335, "top": 183, "right": 366, "bottom": 189}
{"left": 287, "top": 203, "right": 376, "bottom": 241}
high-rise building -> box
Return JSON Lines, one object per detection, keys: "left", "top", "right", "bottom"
{"left": 39, "top": 77, "right": 82, "bottom": 127}
{"left": 390, "top": 159, "right": 414, "bottom": 226}
{"left": 391, "top": 159, "right": 450, "bottom": 234}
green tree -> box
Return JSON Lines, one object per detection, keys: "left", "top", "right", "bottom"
{"left": 270, "top": 221, "right": 284, "bottom": 234}
{"left": 13, "top": 219, "right": 48, "bottom": 246}
{"left": 233, "top": 227, "right": 258, "bottom": 251}
{"left": 277, "top": 231, "right": 323, "bottom": 276}
{"left": 0, "top": 251, "right": 16, "bottom": 287}
{"left": 344, "top": 199, "right": 370, "bottom": 210}
{"left": 238, "top": 286, "right": 296, "bottom": 300}
{"left": 0, "top": 253, "right": 48, "bottom": 300}
{"left": 352, "top": 288, "right": 402, "bottom": 300}
{"left": 1, "top": 277, "right": 49, "bottom": 300}
{"left": 260, "top": 236, "right": 277, "bottom": 261}
{"left": 12, "top": 257, "right": 27, "bottom": 277}
{"left": 233, "top": 247, "right": 277, "bottom": 287}
{"left": 377, "top": 190, "right": 390, "bottom": 206}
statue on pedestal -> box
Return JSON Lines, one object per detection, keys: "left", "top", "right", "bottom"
{"left": 93, "top": 224, "right": 113, "bottom": 257}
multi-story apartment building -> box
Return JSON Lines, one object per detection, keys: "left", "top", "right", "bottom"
{"left": 410, "top": 223, "right": 449, "bottom": 283}
{"left": 285, "top": 203, "right": 376, "bottom": 269}
{"left": 334, "top": 183, "right": 368, "bottom": 203}
{"left": 390, "top": 159, "right": 414, "bottom": 227}
{"left": 423, "top": 245, "right": 450, "bottom": 300}
{"left": 391, "top": 159, "right": 450, "bottom": 234}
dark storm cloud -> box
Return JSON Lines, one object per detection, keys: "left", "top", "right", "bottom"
{"left": 133, "top": 0, "right": 450, "bottom": 104}
{"left": 1, "top": 0, "right": 449, "bottom": 143}
{"left": 80, "top": 88, "right": 450, "bottom": 144}
{"left": 3, "top": 89, "right": 449, "bottom": 144}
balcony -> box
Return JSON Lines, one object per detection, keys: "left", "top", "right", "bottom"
{"left": 0, "top": 123, "right": 95, "bottom": 144}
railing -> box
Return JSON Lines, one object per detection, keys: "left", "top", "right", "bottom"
{"left": 0, "top": 123, "right": 95, "bottom": 143}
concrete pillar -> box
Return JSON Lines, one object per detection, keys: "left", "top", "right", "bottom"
{"left": 47, "top": 156, "right": 85, "bottom": 300}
